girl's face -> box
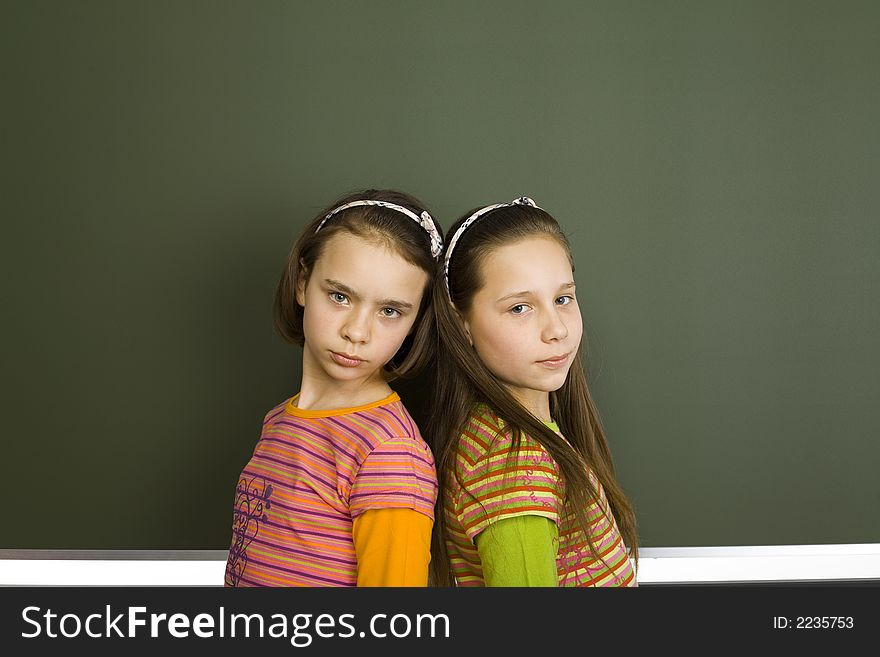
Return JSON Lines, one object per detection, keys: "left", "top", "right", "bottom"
{"left": 296, "top": 231, "right": 428, "bottom": 390}
{"left": 460, "top": 236, "right": 583, "bottom": 415}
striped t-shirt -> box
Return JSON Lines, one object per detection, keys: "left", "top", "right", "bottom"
{"left": 225, "top": 391, "right": 437, "bottom": 587}
{"left": 444, "top": 404, "right": 636, "bottom": 587}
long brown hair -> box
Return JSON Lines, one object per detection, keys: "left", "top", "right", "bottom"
{"left": 427, "top": 202, "right": 638, "bottom": 586}
{"left": 274, "top": 189, "right": 441, "bottom": 379}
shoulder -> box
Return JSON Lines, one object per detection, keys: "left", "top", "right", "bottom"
{"left": 455, "top": 404, "right": 555, "bottom": 472}
{"left": 448, "top": 405, "right": 564, "bottom": 539}
{"left": 349, "top": 402, "right": 438, "bottom": 514}
{"left": 455, "top": 403, "right": 506, "bottom": 463}
{"left": 261, "top": 397, "right": 293, "bottom": 427}
{"left": 361, "top": 398, "right": 427, "bottom": 443}
{"left": 355, "top": 399, "right": 435, "bottom": 465}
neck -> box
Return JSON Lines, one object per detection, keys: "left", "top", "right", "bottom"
{"left": 506, "top": 387, "right": 552, "bottom": 424}
{"left": 296, "top": 374, "right": 392, "bottom": 411}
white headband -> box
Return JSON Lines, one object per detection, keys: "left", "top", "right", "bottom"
{"left": 315, "top": 199, "right": 443, "bottom": 259}
{"left": 443, "top": 196, "right": 541, "bottom": 294}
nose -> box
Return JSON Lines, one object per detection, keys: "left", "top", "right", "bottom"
{"left": 541, "top": 307, "right": 568, "bottom": 343}
{"left": 342, "top": 308, "right": 371, "bottom": 344}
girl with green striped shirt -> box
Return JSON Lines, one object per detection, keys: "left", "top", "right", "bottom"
{"left": 427, "top": 198, "right": 639, "bottom": 587}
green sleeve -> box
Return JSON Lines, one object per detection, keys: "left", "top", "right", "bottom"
{"left": 475, "top": 515, "right": 559, "bottom": 587}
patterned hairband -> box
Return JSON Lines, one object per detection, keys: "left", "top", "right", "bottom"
{"left": 315, "top": 199, "right": 443, "bottom": 259}
{"left": 443, "top": 196, "right": 541, "bottom": 294}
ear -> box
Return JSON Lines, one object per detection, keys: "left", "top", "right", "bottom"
{"left": 451, "top": 304, "right": 473, "bottom": 347}
{"left": 462, "top": 318, "right": 473, "bottom": 347}
{"left": 295, "top": 259, "right": 308, "bottom": 307}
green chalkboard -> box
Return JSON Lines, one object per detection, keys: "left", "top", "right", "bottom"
{"left": 2, "top": 1, "right": 878, "bottom": 549}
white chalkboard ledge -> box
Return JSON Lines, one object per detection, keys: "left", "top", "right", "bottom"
{"left": 1, "top": 545, "right": 878, "bottom": 586}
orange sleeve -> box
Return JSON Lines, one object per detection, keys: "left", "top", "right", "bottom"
{"left": 352, "top": 508, "right": 433, "bottom": 587}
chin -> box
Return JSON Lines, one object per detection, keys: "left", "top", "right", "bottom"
{"left": 546, "top": 373, "right": 571, "bottom": 393}
{"left": 323, "top": 365, "right": 368, "bottom": 381}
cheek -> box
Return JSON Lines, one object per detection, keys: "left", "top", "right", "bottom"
{"left": 300, "top": 307, "right": 320, "bottom": 342}
{"left": 391, "top": 318, "right": 415, "bottom": 343}
{"left": 300, "top": 295, "right": 332, "bottom": 337}
{"left": 473, "top": 321, "right": 526, "bottom": 362}
{"left": 300, "top": 296, "right": 319, "bottom": 324}
{"left": 380, "top": 316, "right": 418, "bottom": 352}
{"left": 569, "top": 311, "right": 584, "bottom": 345}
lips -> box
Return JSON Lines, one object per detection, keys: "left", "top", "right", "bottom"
{"left": 536, "top": 353, "right": 570, "bottom": 368}
{"left": 330, "top": 351, "right": 364, "bottom": 368}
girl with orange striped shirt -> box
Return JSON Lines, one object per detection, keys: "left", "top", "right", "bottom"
{"left": 427, "top": 197, "right": 639, "bottom": 586}
{"left": 225, "top": 189, "right": 442, "bottom": 587}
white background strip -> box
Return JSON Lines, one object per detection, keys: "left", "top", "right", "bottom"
{"left": 1, "top": 545, "right": 878, "bottom": 585}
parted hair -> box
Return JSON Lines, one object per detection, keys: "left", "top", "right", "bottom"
{"left": 273, "top": 189, "right": 441, "bottom": 379}
{"left": 427, "top": 202, "right": 639, "bottom": 586}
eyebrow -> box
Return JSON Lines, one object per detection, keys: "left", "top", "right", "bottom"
{"left": 496, "top": 282, "right": 575, "bottom": 303}
{"left": 324, "top": 279, "right": 415, "bottom": 310}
